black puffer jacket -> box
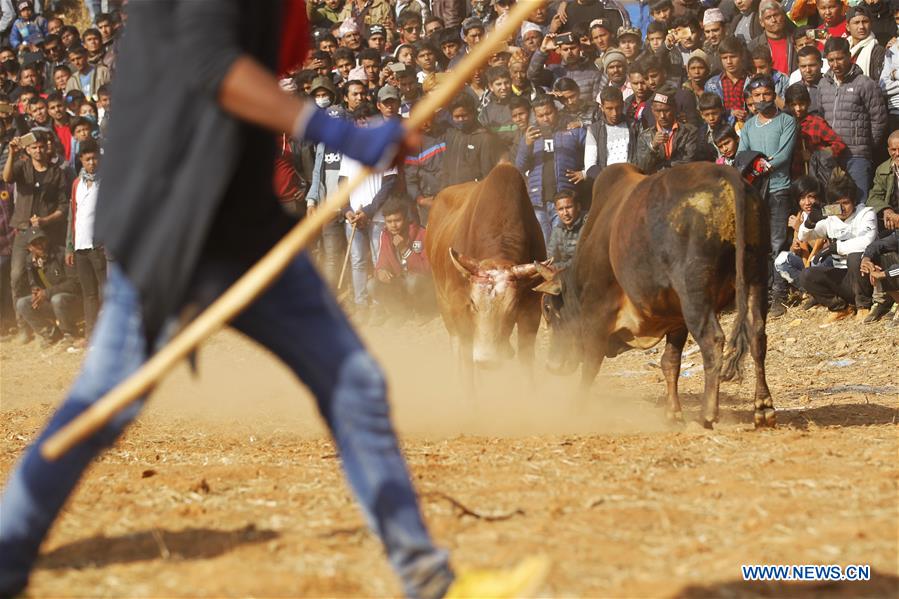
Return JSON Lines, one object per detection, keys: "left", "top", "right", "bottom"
{"left": 819, "top": 64, "right": 888, "bottom": 160}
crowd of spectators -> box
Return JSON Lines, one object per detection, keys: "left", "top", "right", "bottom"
{"left": 2, "top": 0, "right": 899, "bottom": 350}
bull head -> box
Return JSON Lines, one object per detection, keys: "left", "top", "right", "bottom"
{"left": 448, "top": 248, "right": 553, "bottom": 367}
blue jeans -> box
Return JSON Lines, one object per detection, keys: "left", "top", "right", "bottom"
{"left": 533, "top": 203, "right": 558, "bottom": 251}
{"left": 844, "top": 156, "right": 873, "bottom": 204}
{"left": 0, "top": 256, "right": 452, "bottom": 598}
{"left": 344, "top": 220, "right": 384, "bottom": 306}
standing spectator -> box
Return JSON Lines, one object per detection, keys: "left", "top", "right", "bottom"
{"left": 432, "top": 0, "right": 466, "bottom": 29}
{"left": 601, "top": 47, "right": 629, "bottom": 93}
{"left": 478, "top": 66, "right": 517, "bottom": 153}
{"left": 738, "top": 74, "right": 798, "bottom": 316}
{"left": 516, "top": 94, "right": 587, "bottom": 244}
{"left": 791, "top": 45, "right": 825, "bottom": 115}
{"left": 404, "top": 116, "right": 444, "bottom": 225}
{"left": 441, "top": 93, "right": 497, "bottom": 187}
{"left": 564, "top": 0, "right": 628, "bottom": 35}
{"left": 684, "top": 49, "right": 712, "bottom": 100}
{"left": 814, "top": 0, "right": 848, "bottom": 43}
{"left": 820, "top": 36, "right": 888, "bottom": 202}
{"left": 785, "top": 82, "right": 846, "bottom": 181}
{"left": 64, "top": 138, "right": 103, "bottom": 342}
{"left": 750, "top": 44, "right": 789, "bottom": 100}
{"left": 861, "top": 0, "right": 897, "bottom": 46}
{"left": 626, "top": 58, "right": 654, "bottom": 128}
{"left": 635, "top": 87, "right": 700, "bottom": 173}
{"left": 728, "top": 0, "right": 763, "bottom": 45}
{"left": 702, "top": 8, "right": 727, "bottom": 73}
{"left": 750, "top": 0, "right": 797, "bottom": 76}
{"left": 448, "top": 16, "right": 485, "bottom": 67}
{"left": 585, "top": 85, "right": 637, "bottom": 178}
{"left": 0, "top": 177, "right": 12, "bottom": 338}
{"left": 846, "top": 5, "right": 885, "bottom": 81}
{"left": 528, "top": 31, "right": 601, "bottom": 104}
{"left": 64, "top": 45, "right": 110, "bottom": 102}
{"left": 339, "top": 0, "right": 392, "bottom": 30}
{"left": 879, "top": 37, "right": 899, "bottom": 133}
{"left": 617, "top": 25, "right": 644, "bottom": 64}
{"left": 3, "top": 130, "right": 67, "bottom": 342}
{"left": 799, "top": 178, "right": 878, "bottom": 320}
{"left": 705, "top": 36, "right": 751, "bottom": 124}
{"left": 14, "top": 226, "right": 80, "bottom": 347}
{"left": 9, "top": 1, "right": 46, "bottom": 54}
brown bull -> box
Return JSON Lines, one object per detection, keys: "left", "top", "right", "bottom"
{"left": 536, "top": 163, "right": 775, "bottom": 428}
{"left": 425, "top": 163, "right": 548, "bottom": 370}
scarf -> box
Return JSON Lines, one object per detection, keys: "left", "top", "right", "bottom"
{"left": 850, "top": 34, "right": 877, "bottom": 79}
{"left": 79, "top": 168, "right": 98, "bottom": 183}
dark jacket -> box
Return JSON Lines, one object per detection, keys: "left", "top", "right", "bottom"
{"left": 431, "top": 0, "right": 466, "bottom": 28}
{"left": 26, "top": 244, "right": 80, "bottom": 297}
{"left": 547, "top": 214, "right": 586, "bottom": 270}
{"left": 528, "top": 50, "right": 601, "bottom": 104}
{"left": 726, "top": 8, "right": 763, "bottom": 42}
{"left": 584, "top": 119, "right": 637, "bottom": 178}
{"left": 8, "top": 158, "right": 69, "bottom": 245}
{"left": 819, "top": 64, "right": 888, "bottom": 159}
{"left": 515, "top": 125, "right": 587, "bottom": 207}
{"left": 441, "top": 125, "right": 498, "bottom": 188}
{"left": 866, "top": 158, "right": 898, "bottom": 219}
{"left": 865, "top": 0, "right": 897, "bottom": 47}
{"left": 478, "top": 96, "right": 518, "bottom": 155}
{"left": 95, "top": 1, "right": 300, "bottom": 339}
{"left": 635, "top": 123, "right": 700, "bottom": 174}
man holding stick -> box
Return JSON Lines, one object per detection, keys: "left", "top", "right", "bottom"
{"left": 0, "top": 2, "right": 546, "bottom": 597}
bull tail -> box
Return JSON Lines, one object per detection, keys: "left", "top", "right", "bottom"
{"left": 720, "top": 178, "right": 750, "bottom": 382}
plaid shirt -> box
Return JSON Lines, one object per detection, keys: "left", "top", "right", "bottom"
{"left": 720, "top": 75, "right": 746, "bottom": 113}
{"left": 792, "top": 114, "right": 848, "bottom": 176}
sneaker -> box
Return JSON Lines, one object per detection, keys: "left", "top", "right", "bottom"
{"left": 444, "top": 556, "right": 551, "bottom": 598}
{"left": 864, "top": 301, "right": 894, "bottom": 324}
{"left": 768, "top": 300, "right": 787, "bottom": 319}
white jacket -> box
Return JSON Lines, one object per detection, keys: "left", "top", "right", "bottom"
{"left": 797, "top": 206, "right": 877, "bottom": 269}
{"left": 879, "top": 46, "right": 899, "bottom": 113}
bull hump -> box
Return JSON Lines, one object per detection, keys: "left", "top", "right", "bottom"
{"left": 670, "top": 181, "right": 753, "bottom": 242}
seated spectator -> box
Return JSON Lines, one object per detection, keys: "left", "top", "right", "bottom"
{"left": 635, "top": 86, "right": 700, "bottom": 174}
{"left": 15, "top": 226, "right": 80, "bottom": 348}
{"left": 368, "top": 198, "right": 434, "bottom": 325}
{"left": 713, "top": 124, "right": 739, "bottom": 165}
{"left": 799, "top": 174, "right": 878, "bottom": 321}
{"left": 586, "top": 86, "right": 637, "bottom": 178}
{"left": 775, "top": 175, "right": 832, "bottom": 306}
{"left": 547, "top": 190, "right": 585, "bottom": 270}
{"left": 785, "top": 82, "right": 846, "bottom": 182}
{"left": 516, "top": 94, "right": 586, "bottom": 244}
{"left": 860, "top": 229, "right": 899, "bottom": 325}
{"left": 866, "top": 130, "right": 899, "bottom": 234}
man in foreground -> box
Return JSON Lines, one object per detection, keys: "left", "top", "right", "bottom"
{"left": 0, "top": 3, "right": 546, "bottom": 598}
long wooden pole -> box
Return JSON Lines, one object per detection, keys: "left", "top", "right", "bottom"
{"left": 41, "top": 1, "right": 543, "bottom": 461}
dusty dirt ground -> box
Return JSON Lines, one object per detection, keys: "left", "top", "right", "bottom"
{"left": 1, "top": 304, "right": 897, "bottom": 597}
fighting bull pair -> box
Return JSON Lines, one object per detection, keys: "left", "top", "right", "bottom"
{"left": 427, "top": 163, "right": 776, "bottom": 429}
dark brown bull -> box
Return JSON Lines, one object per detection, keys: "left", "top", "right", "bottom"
{"left": 536, "top": 163, "right": 775, "bottom": 428}
{"left": 426, "top": 163, "right": 548, "bottom": 371}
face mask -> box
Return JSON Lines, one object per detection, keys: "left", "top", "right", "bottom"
{"left": 450, "top": 119, "right": 468, "bottom": 130}
{"left": 315, "top": 96, "right": 332, "bottom": 108}
{"left": 754, "top": 99, "right": 775, "bottom": 114}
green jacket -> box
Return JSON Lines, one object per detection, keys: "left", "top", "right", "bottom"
{"left": 866, "top": 159, "right": 898, "bottom": 216}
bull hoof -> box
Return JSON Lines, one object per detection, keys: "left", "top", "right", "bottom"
{"left": 764, "top": 408, "right": 777, "bottom": 428}
{"left": 666, "top": 410, "right": 685, "bottom": 425}
{"left": 702, "top": 419, "right": 715, "bottom": 430}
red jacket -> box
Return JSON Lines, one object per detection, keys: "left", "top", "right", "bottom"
{"left": 376, "top": 223, "right": 430, "bottom": 276}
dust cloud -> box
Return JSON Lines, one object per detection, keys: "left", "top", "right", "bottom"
{"left": 143, "top": 319, "right": 673, "bottom": 439}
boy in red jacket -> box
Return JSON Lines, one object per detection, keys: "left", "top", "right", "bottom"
{"left": 370, "top": 198, "right": 435, "bottom": 324}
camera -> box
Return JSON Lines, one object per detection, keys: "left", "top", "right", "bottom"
{"left": 18, "top": 132, "right": 37, "bottom": 147}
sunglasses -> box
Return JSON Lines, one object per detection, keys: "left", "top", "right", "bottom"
{"left": 747, "top": 78, "right": 773, "bottom": 90}
{"left": 404, "top": 26, "right": 420, "bottom": 33}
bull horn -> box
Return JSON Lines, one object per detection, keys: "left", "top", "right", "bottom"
{"left": 511, "top": 258, "right": 556, "bottom": 280}
{"left": 449, "top": 247, "right": 479, "bottom": 279}
{"left": 535, "top": 261, "right": 555, "bottom": 280}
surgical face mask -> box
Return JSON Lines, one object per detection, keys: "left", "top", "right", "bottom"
{"left": 754, "top": 99, "right": 775, "bottom": 114}
{"left": 315, "top": 96, "right": 332, "bottom": 108}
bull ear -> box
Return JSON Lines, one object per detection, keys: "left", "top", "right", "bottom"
{"left": 533, "top": 279, "right": 562, "bottom": 295}
{"left": 449, "top": 247, "right": 479, "bottom": 279}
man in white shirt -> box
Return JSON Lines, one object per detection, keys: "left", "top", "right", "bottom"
{"left": 583, "top": 86, "right": 636, "bottom": 179}
{"left": 799, "top": 183, "right": 878, "bottom": 321}
{"left": 338, "top": 108, "right": 399, "bottom": 321}
{"left": 65, "top": 139, "right": 104, "bottom": 342}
